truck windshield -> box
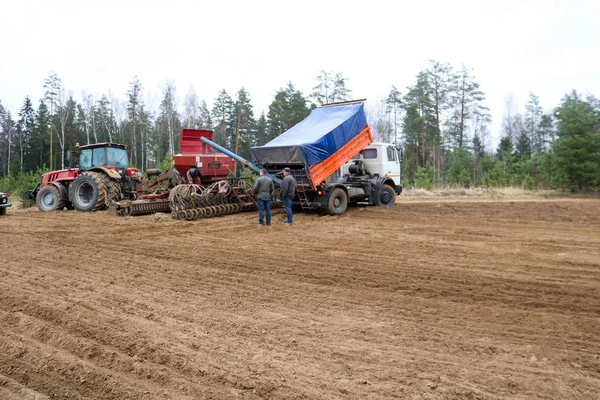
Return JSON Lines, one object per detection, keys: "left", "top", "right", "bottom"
{"left": 107, "top": 147, "right": 128, "bottom": 169}
{"left": 351, "top": 149, "right": 378, "bottom": 159}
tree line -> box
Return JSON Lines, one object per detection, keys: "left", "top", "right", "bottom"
{"left": 0, "top": 62, "right": 598, "bottom": 194}
{"left": 368, "top": 61, "right": 599, "bottom": 191}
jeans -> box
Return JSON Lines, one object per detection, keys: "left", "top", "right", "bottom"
{"left": 257, "top": 197, "right": 271, "bottom": 225}
{"left": 282, "top": 196, "right": 293, "bottom": 223}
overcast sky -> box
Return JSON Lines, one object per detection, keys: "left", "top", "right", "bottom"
{"left": 1, "top": 0, "right": 598, "bottom": 148}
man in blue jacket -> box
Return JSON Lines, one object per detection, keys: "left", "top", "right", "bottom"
{"left": 280, "top": 167, "right": 296, "bottom": 225}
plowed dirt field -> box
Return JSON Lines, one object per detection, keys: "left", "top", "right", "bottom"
{"left": 1, "top": 199, "right": 599, "bottom": 399}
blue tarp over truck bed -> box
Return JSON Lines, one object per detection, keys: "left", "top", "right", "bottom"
{"left": 250, "top": 103, "right": 367, "bottom": 170}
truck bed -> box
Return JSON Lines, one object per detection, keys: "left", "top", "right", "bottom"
{"left": 250, "top": 102, "right": 371, "bottom": 189}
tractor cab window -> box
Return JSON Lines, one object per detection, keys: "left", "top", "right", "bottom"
{"left": 93, "top": 147, "right": 106, "bottom": 166}
{"left": 107, "top": 147, "right": 128, "bottom": 169}
{"left": 80, "top": 149, "right": 92, "bottom": 170}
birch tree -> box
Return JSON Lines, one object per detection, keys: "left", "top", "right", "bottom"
{"left": 55, "top": 88, "right": 71, "bottom": 169}
{"left": 183, "top": 86, "right": 200, "bottom": 129}
{"left": 82, "top": 92, "right": 96, "bottom": 144}
{"left": 126, "top": 77, "right": 142, "bottom": 165}
{"left": 159, "top": 81, "right": 178, "bottom": 155}
{"left": 43, "top": 72, "right": 61, "bottom": 170}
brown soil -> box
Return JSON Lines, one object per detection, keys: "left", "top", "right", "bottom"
{"left": 1, "top": 199, "right": 599, "bottom": 399}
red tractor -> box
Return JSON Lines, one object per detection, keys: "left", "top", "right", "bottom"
{"left": 24, "top": 143, "right": 147, "bottom": 212}
{"left": 25, "top": 130, "right": 237, "bottom": 215}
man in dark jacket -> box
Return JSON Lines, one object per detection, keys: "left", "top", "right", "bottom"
{"left": 280, "top": 167, "right": 296, "bottom": 225}
{"left": 253, "top": 169, "right": 274, "bottom": 226}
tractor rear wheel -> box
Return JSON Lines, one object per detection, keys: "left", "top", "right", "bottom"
{"left": 103, "top": 176, "right": 122, "bottom": 203}
{"left": 69, "top": 172, "right": 108, "bottom": 212}
{"left": 37, "top": 184, "right": 66, "bottom": 212}
{"left": 327, "top": 188, "right": 348, "bottom": 216}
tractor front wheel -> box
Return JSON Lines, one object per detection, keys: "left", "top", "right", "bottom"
{"left": 36, "top": 184, "right": 66, "bottom": 212}
{"left": 69, "top": 172, "right": 108, "bottom": 212}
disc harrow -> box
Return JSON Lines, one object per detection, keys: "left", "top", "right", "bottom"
{"left": 168, "top": 181, "right": 261, "bottom": 221}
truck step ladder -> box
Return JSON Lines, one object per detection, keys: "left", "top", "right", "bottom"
{"left": 296, "top": 187, "right": 312, "bottom": 210}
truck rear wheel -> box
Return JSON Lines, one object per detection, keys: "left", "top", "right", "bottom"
{"left": 327, "top": 188, "right": 348, "bottom": 216}
{"left": 36, "top": 184, "right": 66, "bottom": 212}
{"left": 69, "top": 172, "right": 108, "bottom": 212}
{"left": 376, "top": 184, "right": 396, "bottom": 207}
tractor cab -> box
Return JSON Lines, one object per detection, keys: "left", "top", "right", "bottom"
{"left": 78, "top": 143, "right": 129, "bottom": 174}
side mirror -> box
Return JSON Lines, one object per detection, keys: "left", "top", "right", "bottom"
{"left": 395, "top": 147, "right": 403, "bottom": 162}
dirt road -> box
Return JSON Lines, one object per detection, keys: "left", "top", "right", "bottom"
{"left": 1, "top": 199, "right": 599, "bottom": 399}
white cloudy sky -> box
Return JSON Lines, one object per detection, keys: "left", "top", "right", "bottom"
{"left": 1, "top": 0, "right": 598, "bottom": 147}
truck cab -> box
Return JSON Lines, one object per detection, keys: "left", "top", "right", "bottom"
{"left": 340, "top": 142, "right": 402, "bottom": 193}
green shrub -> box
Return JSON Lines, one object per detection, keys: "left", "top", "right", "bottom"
{"left": 0, "top": 169, "right": 46, "bottom": 207}
{"left": 411, "top": 164, "right": 435, "bottom": 190}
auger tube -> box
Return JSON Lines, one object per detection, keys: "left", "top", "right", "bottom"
{"left": 199, "top": 137, "right": 282, "bottom": 185}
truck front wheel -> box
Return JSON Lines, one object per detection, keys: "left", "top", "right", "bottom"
{"left": 327, "top": 188, "right": 348, "bottom": 216}
{"left": 376, "top": 184, "right": 396, "bottom": 207}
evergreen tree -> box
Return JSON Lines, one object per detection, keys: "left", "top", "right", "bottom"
{"left": 211, "top": 89, "right": 233, "bottom": 147}
{"left": 524, "top": 93, "right": 543, "bottom": 152}
{"left": 232, "top": 87, "right": 255, "bottom": 160}
{"left": 553, "top": 91, "right": 600, "bottom": 190}
{"left": 311, "top": 70, "right": 333, "bottom": 105}
{"left": 60, "top": 96, "right": 78, "bottom": 168}
{"left": 385, "top": 86, "right": 402, "bottom": 146}
{"left": 255, "top": 112, "right": 267, "bottom": 146}
{"left": 515, "top": 131, "right": 531, "bottom": 160}
{"left": 155, "top": 82, "right": 181, "bottom": 166}
{"left": 31, "top": 100, "right": 50, "bottom": 170}
{"left": 199, "top": 100, "right": 212, "bottom": 129}
{"left": 311, "top": 70, "right": 352, "bottom": 105}
{"left": 495, "top": 135, "right": 514, "bottom": 183}
{"left": 331, "top": 72, "right": 352, "bottom": 102}
{"left": 267, "top": 82, "right": 310, "bottom": 142}
{"left": 402, "top": 71, "right": 436, "bottom": 168}
{"left": 426, "top": 60, "right": 453, "bottom": 143}
{"left": 17, "top": 96, "right": 35, "bottom": 171}
{"left": 449, "top": 65, "right": 489, "bottom": 148}
{"left": 96, "top": 95, "right": 115, "bottom": 143}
